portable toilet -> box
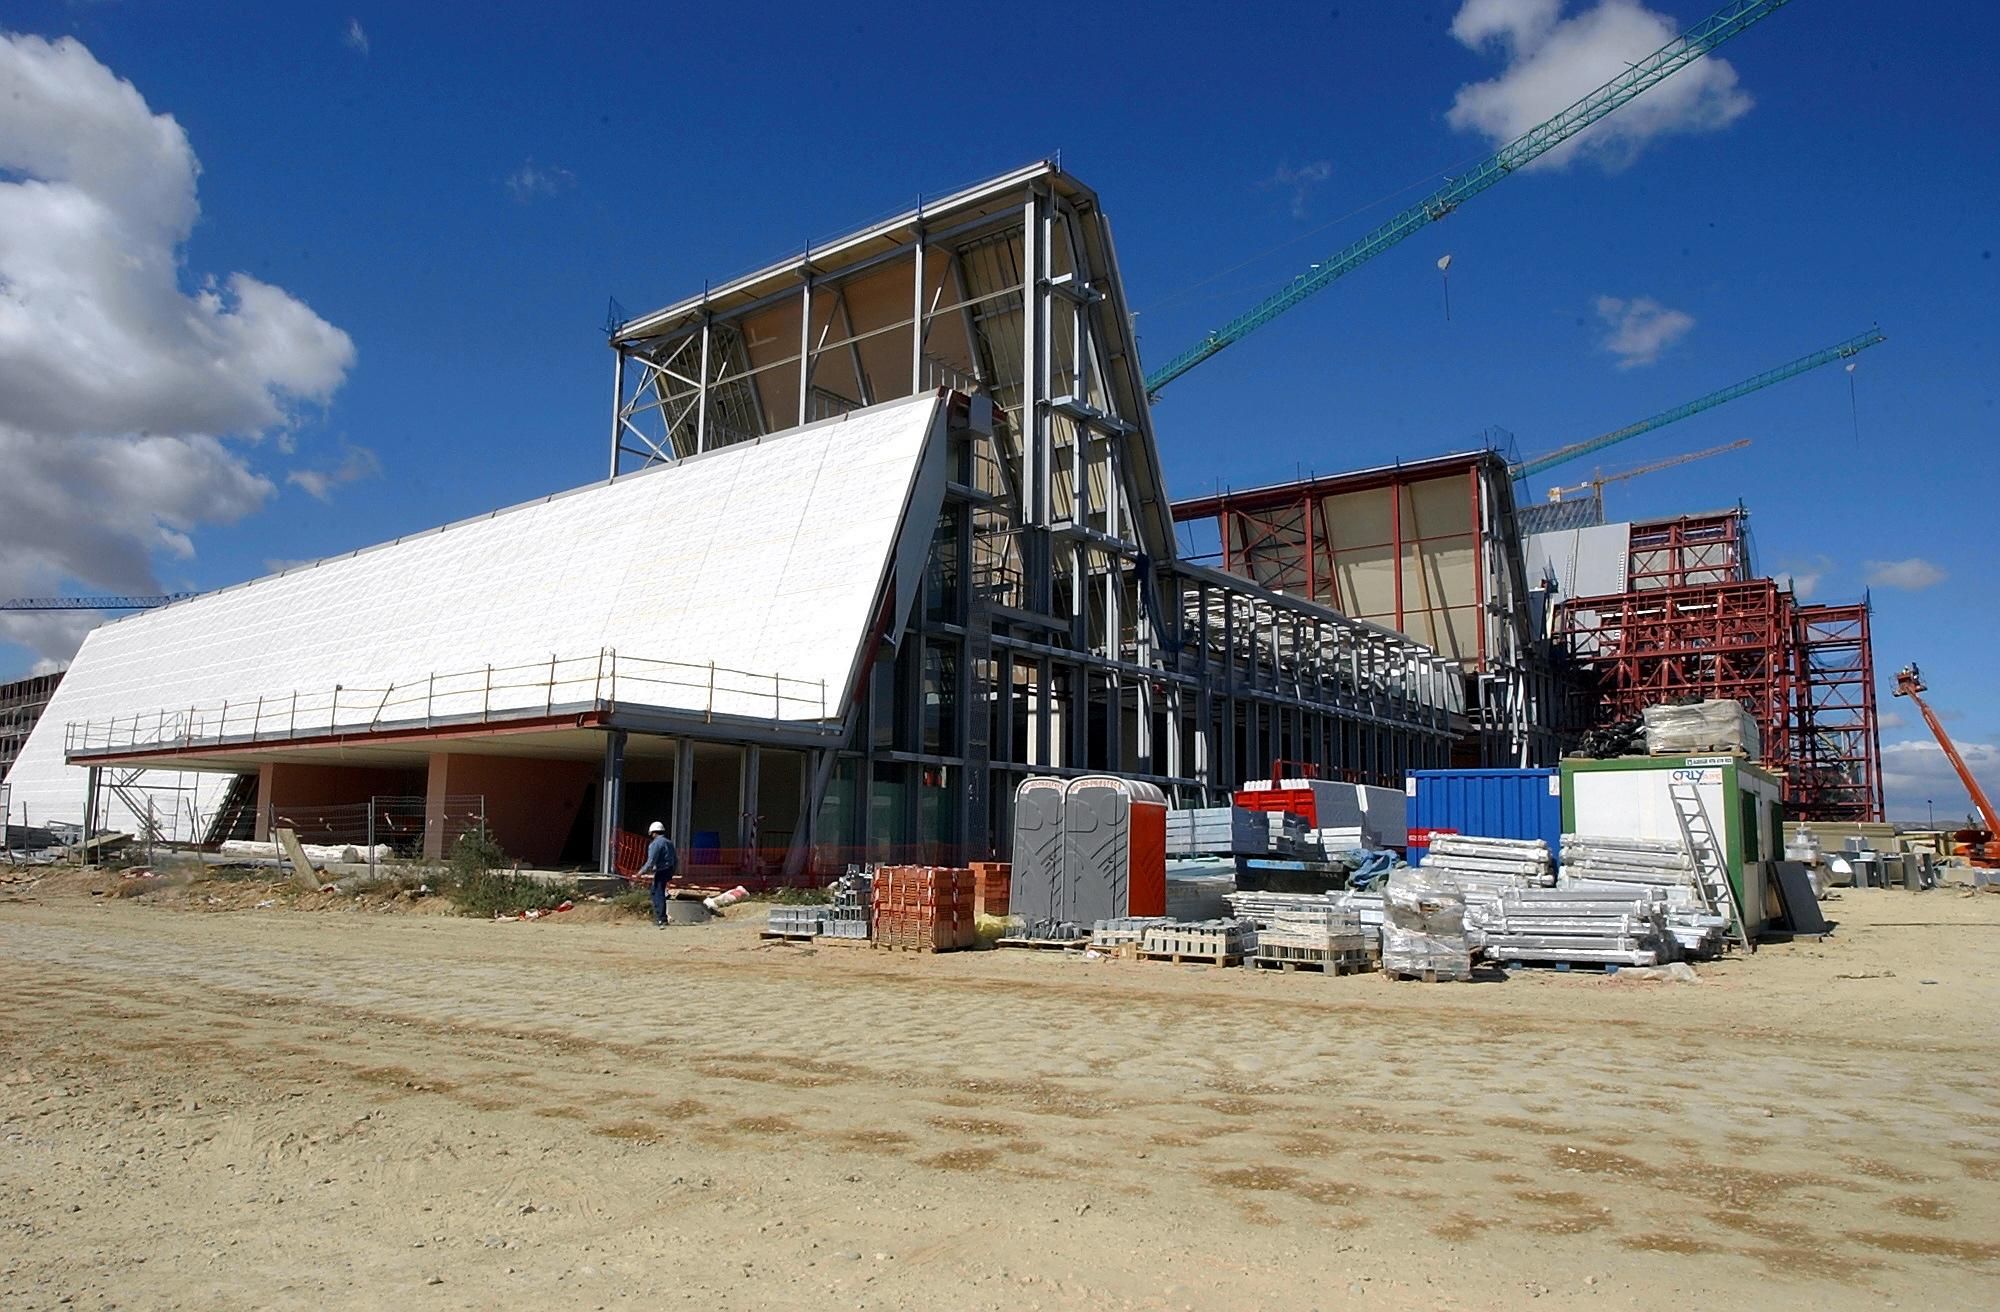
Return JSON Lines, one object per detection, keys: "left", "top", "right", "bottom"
{"left": 1061, "top": 776, "right": 1167, "bottom": 921}
{"left": 1010, "top": 777, "right": 1067, "bottom": 924}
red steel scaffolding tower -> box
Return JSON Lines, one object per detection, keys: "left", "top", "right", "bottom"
{"left": 1792, "top": 601, "right": 1884, "bottom": 822}
{"left": 1558, "top": 509, "right": 1883, "bottom": 821}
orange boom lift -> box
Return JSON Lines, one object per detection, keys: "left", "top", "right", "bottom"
{"left": 1893, "top": 664, "right": 2000, "bottom": 867}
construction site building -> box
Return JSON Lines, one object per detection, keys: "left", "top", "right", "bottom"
{"left": 1170, "top": 451, "right": 1569, "bottom": 768}
{"left": 1533, "top": 506, "right": 1884, "bottom": 821}
{"left": 7, "top": 163, "right": 1464, "bottom": 875}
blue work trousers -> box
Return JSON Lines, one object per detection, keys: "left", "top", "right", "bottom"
{"left": 651, "top": 873, "right": 669, "bottom": 925}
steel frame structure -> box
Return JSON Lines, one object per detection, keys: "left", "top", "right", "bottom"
{"left": 1792, "top": 600, "right": 1884, "bottom": 822}
{"left": 1562, "top": 579, "right": 1796, "bottom": 776}
{"left": 1625, "top": 509, "right": 1750, "bottom": 590}
{"left": 0, "top": 671, "right": 63, "bottom": 784}
{"left": 1558, "top": 579, "right": 1885, "bottom": 821}
{"left": 609, "top": 163, "right": 1462, "bottom": 862}
{"left": 1170, "top": 451, "right": 1558, "bottom": 767}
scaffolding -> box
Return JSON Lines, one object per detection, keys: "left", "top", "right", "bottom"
{"left": 1558, "top": 578, "right": 1884, "bottom": 822}
{"left": 1793, "top": 600, "right": 1884, "bottom": 822}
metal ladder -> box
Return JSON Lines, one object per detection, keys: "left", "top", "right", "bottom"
{"left": 1669, "top": 778, "right": 1750, "bottom": 950}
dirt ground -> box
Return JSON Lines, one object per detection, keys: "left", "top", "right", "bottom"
{"left": 2, "top": 869, "right": 1998, "bottom": 1311}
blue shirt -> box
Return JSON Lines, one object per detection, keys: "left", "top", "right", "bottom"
{"left": 641, "top": 834, "right": 677, "bottom": 878}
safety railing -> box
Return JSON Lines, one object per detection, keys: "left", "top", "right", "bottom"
{"left": 65, "top": 648, "right": 832, "bottom": 758}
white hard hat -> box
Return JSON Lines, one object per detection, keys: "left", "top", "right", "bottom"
{"left": 648, "top": 821, "right": 665, "bottom": 834}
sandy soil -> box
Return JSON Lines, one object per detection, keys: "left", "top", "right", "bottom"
{"left": 2, "top": 870, "right": 1998, "bottom": 1311}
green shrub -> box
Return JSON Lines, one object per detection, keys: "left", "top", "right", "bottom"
{"left": 438, "top": 832, "right": 573, "bottom": 917}
{"left": 448, "top": 870, "right": 576, "bottom": 918}
{"left": 611, "top": 888, "right": 654, "bottom": 917}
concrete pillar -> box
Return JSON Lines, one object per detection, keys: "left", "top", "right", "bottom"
{"left": 739, "top": 744, "right": 761, "bottom": 861}
{"left": 672, "top": 738, "right": 695, "bottom": 856}
{"left": 253, "top": 762, "right": 275, "bottom": 841}
{"left": 597, "top": 730, "right": 626, "bottom": 876}
{"left": 423, "top": 752, "right": 450, "bottom": 859}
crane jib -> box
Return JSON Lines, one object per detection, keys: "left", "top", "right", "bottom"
{"left": 1143, "top": 0, "right": 1798, "bottom": 398}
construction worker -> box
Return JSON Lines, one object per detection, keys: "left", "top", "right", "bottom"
{"left": 639, "top": 820, "right": 679, "bottom": 928}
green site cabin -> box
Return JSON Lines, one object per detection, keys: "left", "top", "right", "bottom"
{"left": 1560, "top": 754, "right": 1785, "bottom": 938}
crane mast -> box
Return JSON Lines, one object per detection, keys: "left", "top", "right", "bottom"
{"left": 1143, "top": 0, "right": 1800, "bottom": 398}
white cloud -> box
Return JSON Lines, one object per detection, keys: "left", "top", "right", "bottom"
{"left": 1447, "top": 0, "right": 1754, "bottom": 170}
{"left": 1877, "top": 710, "right": 1906, "bottom": 731}
{"left": 1594, "top": 294, "right": 1693, "bottom": 368}
{"left": 343, "top": 19, "right": 370, "bottom": 56}
{"left": 286, "top": 441, "right": 381, "bottom": 502}
{"left": 1880, "top": 737, "right": 2000, "bottom": 825}
{"left": 506, "top": 159, "right": 575, "bottom": 202}
{"left": 1864, "top": 557, "right": 1947, "bottom": 591}
{"left": 1773, "top": 554, "right": 1833, "bottom": 601}
{"left": 1267, "top": 160, "right": 1333, "bottom": 219}
{"left": 0, "top": 34, "right": 354, "bottom": 667}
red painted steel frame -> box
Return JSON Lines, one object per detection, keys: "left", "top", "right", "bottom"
{"left": 1563, "top": 579, "right": 1795, "bottom": 790}
{"left": 1793, "top": 601, "right": 1885, "bottom": 822}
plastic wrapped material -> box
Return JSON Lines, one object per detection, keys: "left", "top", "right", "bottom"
{"left": 1381, "top": 866, "right": 1471, "bottom": 979}
{"left": 1641, "top": 700, "right": 1761, "bottom": 758}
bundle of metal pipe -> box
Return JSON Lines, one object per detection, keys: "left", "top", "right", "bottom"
{"left": 1557, "top": 835, "right": 1725, "bottom": 957}
{"left": 1480, "top": 886, "right": 1675, "bottom": 966}
{"left": 1423, "top": 834, "right": 1554, "bottom": 883}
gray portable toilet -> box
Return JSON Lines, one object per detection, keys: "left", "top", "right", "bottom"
{"left": 1010, "top": 777, "right": 1066, "bottom": 924}
{"left": 1062, "top": 776, "right": 1167, "bottom": 923}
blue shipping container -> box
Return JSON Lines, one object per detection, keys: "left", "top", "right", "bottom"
{"left": 1404, "top": 768, "right": 1563, "bottom": 866}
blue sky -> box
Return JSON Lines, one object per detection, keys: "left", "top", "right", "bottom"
{"left": 1, "top": 1, "right": 1992, "bottom": 820}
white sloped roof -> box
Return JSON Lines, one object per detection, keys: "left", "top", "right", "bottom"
{"left": 6, "top": 393, "right": 947, "bottom": 834}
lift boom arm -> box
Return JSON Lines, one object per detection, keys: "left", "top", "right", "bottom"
{"left": 1142, "top": 0, "right": 1799, "bottom": 398}
{"left": 1511, "top": 328, "right": 1884, "bottom": 482}
{"left": 1895, "top": 665, "right": 2000, "bottom": 839}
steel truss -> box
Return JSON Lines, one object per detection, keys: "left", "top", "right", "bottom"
{"left": 1169, "top": 452, "right": 1560, "bottom": 767}
{"left": 1564, "top": 579, "right": 1795, "bottom": 776}
{"left": 607, "top": 163, "right": 1462, "bottom": 862}
{"left": 1626, "top": 510, "right": 1750, "bottom": 590}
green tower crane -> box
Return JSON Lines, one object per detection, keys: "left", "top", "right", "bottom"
{"left": 1510, "top": 328, "right": 1886, "bottom": 482}
{"left": 1143, "top": 0, "right": 1801, "bottom": 399}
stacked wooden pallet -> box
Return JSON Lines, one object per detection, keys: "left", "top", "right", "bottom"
{"left": 1249, "top": 905, "right": 1373, "bottom": 975}
{"left": 1138, "top": 918, "right": 1256, "bottom": 965}
{"left": 871, "top": 865, "right": 976, "bottom": 951}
